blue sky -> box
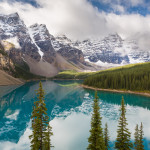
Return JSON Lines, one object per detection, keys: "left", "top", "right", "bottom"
{"left": 89, "top": 0, "right": 150, "bottom": 16}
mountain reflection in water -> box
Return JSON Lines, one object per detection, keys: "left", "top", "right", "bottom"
{"left": 0, "top": 80, "right": 150, "bottom": 150}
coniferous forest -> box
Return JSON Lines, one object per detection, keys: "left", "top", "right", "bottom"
{"left": 83, "top": 62, "right": 150, "bottom": 91}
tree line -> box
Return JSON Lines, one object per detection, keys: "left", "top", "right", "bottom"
{"left": 29, "top": 82, "right": 145, "bottom": 150}
{"left": 83, "top": 63, "right": 150, "bottom": 91}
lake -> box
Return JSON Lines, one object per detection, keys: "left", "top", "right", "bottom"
{"left": 0, "top": 80, "right": 150, "bottom": 150}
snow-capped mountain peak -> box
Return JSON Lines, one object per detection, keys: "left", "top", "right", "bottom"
{"left": 0, "top": 12, "right": 27, "bottom": 39}
{"left": 29, "top": 23, "right": 53, "bottom": 42}
{"left": 52, "top": 33, "right": 150, "bottom": 65}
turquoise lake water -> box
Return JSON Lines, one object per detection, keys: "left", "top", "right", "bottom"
{"left": 0, "top": 80, "right": 150, "bottom": 150}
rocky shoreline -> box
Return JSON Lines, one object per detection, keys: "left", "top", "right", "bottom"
{"left": 81, "top": 85, "right": 150, "bottom": 97}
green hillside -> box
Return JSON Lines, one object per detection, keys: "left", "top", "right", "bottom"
{"left": 83, "top": 62, "right": 150, "bottom": 92}
{"left": 12, "top": 63, "right": 43, "bottom": 80}
{"left": 53, "top": 70, "right": 94, "bottom": 79}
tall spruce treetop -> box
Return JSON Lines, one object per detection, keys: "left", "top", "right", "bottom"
{"left": 139, "top": 123, "right": 144, "bottom": 150}
{"left": 43, "top": 124, "right": 53, "bottom": 150}
{"left": 115, "top": 97, "right": 133, "bottom": 150}
{"left": 29, "top": 81, "right": 53, "bottom": 150}
{"left": 87, "top": 91, "right": 105, "bottom": 150}
{"left": 104, "top": 123, "right": 110, "bottom": 150}
{"left": 134, "top": 124, "right": 139, "bottom": 150}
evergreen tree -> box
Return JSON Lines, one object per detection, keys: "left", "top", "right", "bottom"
{"left": 115, "top": 97, "right": 133, "bottom": 150}
{"left": 87, "top": 91, "right": 105, "bottom": 150}
{"left": 134, "top": 124, "right": 139, "bottom": 150}
{"left": 104, "top": 123, "right": 110, "bottom": 150}
{"left": 29, "top": 81, "right": 53, "bottom": 150}
{"left": 43, "top": 124, "right": 53, "bottom": 150}
{"left": 139, "top": 123, "right": 144, "bottom": 150}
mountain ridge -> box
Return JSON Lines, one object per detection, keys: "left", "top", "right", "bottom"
{"left": 55, "top": 33, "right": 150, "bottom": 65}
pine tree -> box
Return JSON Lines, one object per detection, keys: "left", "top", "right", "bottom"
{"left": 139, "top": 123, "right": 144, "bottom": 150}
{"left": 29, "top": 81, "right": 53, "bottom": 150}
{"left": 104, "top": 123, "right": 110, "bottom": 150}
{"left": 134, "top": 124, "right": 139, "bottom": 150}
{"left": 43, "top": 124, "right": 53, "bottom": 150}
{"left": 87, "top": 91, "right": 105, "bottom": 150}
{"left": 115, "top": 97, "right": 133, "bottom": 150}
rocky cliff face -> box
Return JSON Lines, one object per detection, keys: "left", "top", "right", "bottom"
{"left": 29, "top": 24, "right": 85, "bottom": 65}
{"left": 77, "top": 34, "right": 129, "bottom": 64}
{"left": 51, "top": 35, "right": 85, "bottom": 65}
{"left": 54, "top": 34, "right": 150, "bottom": 65}
{"left": 28, "top": 24, "right": 56, "bottom": 63}
{"left": 57, "top": 46, "right": 85, "bottom": 64}
{"left": 0, "top": 42, "right": 15, "bottom": 74}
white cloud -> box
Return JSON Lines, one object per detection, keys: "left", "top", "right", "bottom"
{"left": 0, "top": 0, "right": 149, "bottom": 52}
{"left": 95, "top": 0, "right": 144, "bottom": 7}
{"left": 129, "top": 0, "right": 144, "bottom": 6}
{"left": 112, "top": 4, "right": 125, "bottom": 13}
{"left": 106, "top": 13, "right": 150, "bottom": 50}
{"left": 0, "top": 121, "right": 31, "bottom": 150}
{"left": 106, "top": 13, "right": 150, "bottom": 38}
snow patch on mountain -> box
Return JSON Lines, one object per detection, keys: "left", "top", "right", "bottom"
{"left": 28, "top": 28, "right": 44, "bottom": 59}
{"left": 30, "top": 23, "right": 52, "bottom": 42}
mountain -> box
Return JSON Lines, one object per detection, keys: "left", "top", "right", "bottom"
{"left": 51, "top": 35, "right": 85, "bottom": 64}
{"left": 54, "top": 34, "right": 150, "bottom": 65}
{"left": 0, "top": 13, "right": 92, "bottom": 78}
{"left": 0, "top": 12, "right": 149, "bottom": 79}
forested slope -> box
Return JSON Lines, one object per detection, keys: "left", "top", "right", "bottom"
{"left": 83, "top": 62, "right": 150, "bottom": 91}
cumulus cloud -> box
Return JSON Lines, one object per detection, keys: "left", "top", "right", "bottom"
{"left": 0, "top": 0, "right": 150, "bottom": 51}
{"left": 111, "top": 4, "right": 125, "bottom": 13}
{"left": 94, "top": 0, "right": 145, "bottom": 7}
{"left": 106, "top": 13, "right": 150, "bottom": 50}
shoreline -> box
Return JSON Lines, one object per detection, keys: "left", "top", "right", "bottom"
{"left": 81, "top": 85, "right": 150, "bottom": 98}
{"left": 52, "top": 78, "right": 83, "bottom": 80}
{"left": 0, "top": 79, "right": 24, "bottom": 86}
